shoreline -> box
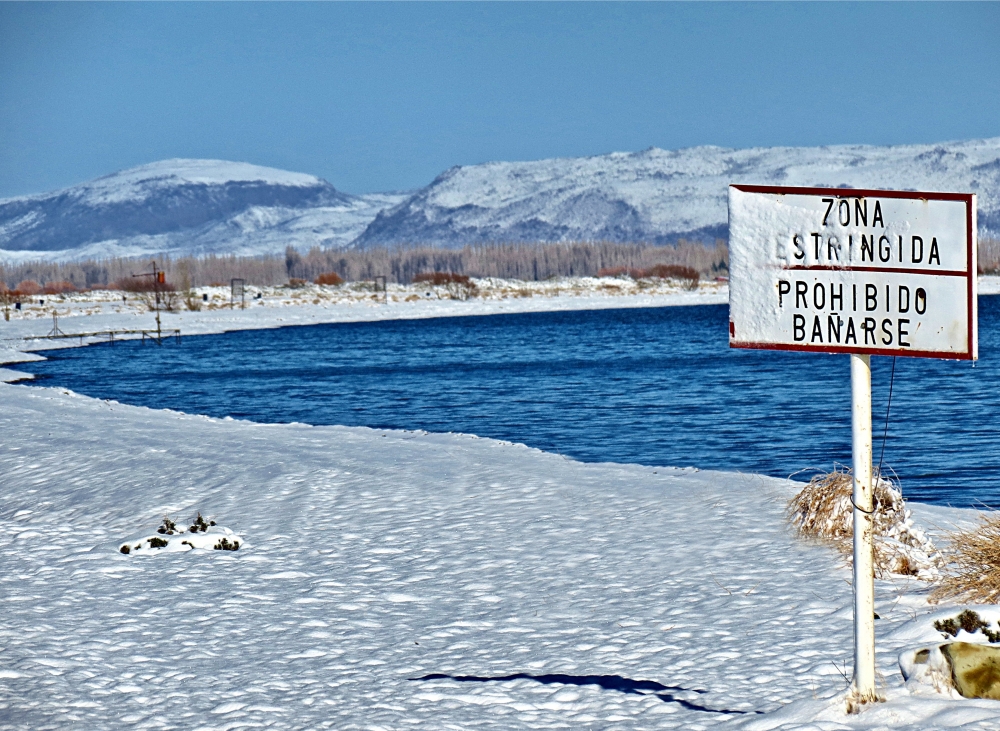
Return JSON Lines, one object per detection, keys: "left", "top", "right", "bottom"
{"left": 5, "top": 273, "right": 1000, "bottom": 381}
{"left": 0, "top": 276, "right": 728, "bottom": 381}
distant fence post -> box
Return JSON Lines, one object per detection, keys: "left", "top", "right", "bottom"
{"left": 231, "top": 278, "right": 245, "bottom": 310}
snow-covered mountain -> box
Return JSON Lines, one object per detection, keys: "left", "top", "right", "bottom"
{"left": 3, "top": 139, "right": 1000, "bottom": 263}
{"left": 0, "top": 159, "right": 408, "bottom": 262}
{"left": 355, "top": 138, "right": 1000, "bottom": 248}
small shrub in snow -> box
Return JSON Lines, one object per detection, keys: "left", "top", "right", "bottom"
{"left": 122, "top": 512, "right": 241, "bottom": 555}
{"left": 933, "top": 609, "right": 1000, "bottom": 642}
{"left": 412, "top": 272, "right": 478, "bottom": 300}
{"left": 183, "top": 290, "right": 202, "bottom": 311}
{"left": 14, "top": 279, "right": 42, "bottom": 296}
{"left": 158, "top": 516, "right": 178, "bottom": 535}
{"left": 42, "top": 280, "right": 77, "bottom": 295}
{"left": 787, "top": 467, "right": 939, "bottom": 579}
{"left": 314, "top": 271, "right": 344, "bottom": 286}
{"left": 595, "top": 264, "right": 700, "bottom": 289}
{"left": 214, "top": 537, "right": 240, "bottom": 551}
{"left": 845, "top": 687, "right": 885, "bottom": 714}
{"left": 641, "top": 264, "right": 700, "bottom": 289}
{"left": 113, "top": 277, "right": 179, "bottom": 311}
{"left": 932, "top": 514, "right": 1000, "bottom": 604}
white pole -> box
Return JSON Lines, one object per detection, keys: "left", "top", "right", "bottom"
{"left": 850, "top": 353, "right": 877, "bottom": 701}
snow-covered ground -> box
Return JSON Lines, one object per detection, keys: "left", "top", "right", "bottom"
{"left": 2, "top": 383, "right": 998, "bottom": 730}
{"left": 4, "top": 277, "right": 1000, "bottom": 729}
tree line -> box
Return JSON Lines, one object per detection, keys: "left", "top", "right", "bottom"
{"left": 0, "top": 240, "right": 729, "bottom": 290}
{"left": 4, "top": 237, "right": 999, "bottom": 292}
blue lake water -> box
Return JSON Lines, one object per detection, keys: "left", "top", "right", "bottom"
{"left": 17, "top": 299, "right": 1000, "bottom": 508}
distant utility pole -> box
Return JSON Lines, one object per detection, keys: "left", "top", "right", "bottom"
{"left": 132, "top": 261, "right": 165, "bottom": 343}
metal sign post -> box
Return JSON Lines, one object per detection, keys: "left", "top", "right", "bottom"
{"left": 850, "top": 352, "right": 875, "bottom": 700}
{"left": 728, "top": 185, "right": 977, "bottom": 705}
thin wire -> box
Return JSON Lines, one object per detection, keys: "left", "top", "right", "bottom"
{"left": 851, "top": 495, "right": 877, "bottom": 515}
{"left": 876, "top": 356, "right": 897, "bottom": 481}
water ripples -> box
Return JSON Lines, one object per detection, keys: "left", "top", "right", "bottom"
{"left": 19, "top": 298, "right": 1000, "bottom": 507}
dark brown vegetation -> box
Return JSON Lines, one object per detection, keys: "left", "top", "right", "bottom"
{"left": 597, "top": 263, "right": 700, "bottom": 289}
{"left": 934, "top": 609, "right": 1000, "bottom": 642}
{"left": 412, "top": 272, "right": 472, "bottom": 286}
{"left": 113, "top": 276, "right": 176, "bottom": 293}
{"left": 42, "top": 280, "right": 77, "bottom": 294}
{"left": 14, "top": 279, "right": 42, "bottom": 295}
{"left": 314, "top": 271, "right": 344, "bottom": 286}
{"left": 980, "top": 238, "right": 1000, "bottom": 274}
{"left": 412, "top": 271, "right": 478, "bottom": 300}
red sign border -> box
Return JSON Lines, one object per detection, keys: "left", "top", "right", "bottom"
{"left": 728, "top": 185, "right": 977, "bottom": 361}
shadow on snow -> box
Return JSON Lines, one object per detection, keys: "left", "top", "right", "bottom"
{"left": 410, "top": 672, "right": 762, "bottom": 715}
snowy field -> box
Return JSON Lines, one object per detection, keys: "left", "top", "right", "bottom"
{"left": 3, "top": 385, "right": 999, "bottom": 730}
{"left": 4, "top": 278, "right": 1000, "bottom": 729}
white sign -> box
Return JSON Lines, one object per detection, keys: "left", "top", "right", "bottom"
{"left": 728, "top": 186, "right": 977, "bottom": 360}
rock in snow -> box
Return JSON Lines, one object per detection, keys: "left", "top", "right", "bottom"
{"left": 3, "top": 138, "right": 1000, "bottom": 262}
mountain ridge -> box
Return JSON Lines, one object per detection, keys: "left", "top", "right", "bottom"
{"left": 354, "top": 137, "right": 1000, "bottom": 248}
{"left": 2, "top": 138, "right": 999, "bottom": 263}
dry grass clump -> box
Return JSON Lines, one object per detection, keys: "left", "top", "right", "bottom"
{"left": 931, "top": 513, "right": 1000, "bottom": 604}
{"left": 642, "top": 263, "right": 700, "bottom": 289}
{"left": 42, "top": 280, "right": 77, "bottom": 294}
{"left": 14, "top": 279, "right": 42, "bottom": 295}
{"left": 314, "top": 271, "right": 344, "bottom": 286}
{"left": 787, "top": 467, "right": 939, "bottom": 579}
{"left": 596, "top": 264, "right": 700, "bottom": 289}
{"left": 412, "top": 271, "right": 478, "bottom": 300}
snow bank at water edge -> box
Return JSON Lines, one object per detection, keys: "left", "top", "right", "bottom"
{"left": 1, "top": 383, "right": 998, "bottom": 729}
{"left": 4, "top": 275, "right": 999, "bottom": 384}
{"left": 0, "top": 277, "right": 728, "bottom": 381}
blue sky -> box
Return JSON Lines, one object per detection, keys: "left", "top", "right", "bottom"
{"left": 1, "top": 2, "right": 998, "bottom": 199}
